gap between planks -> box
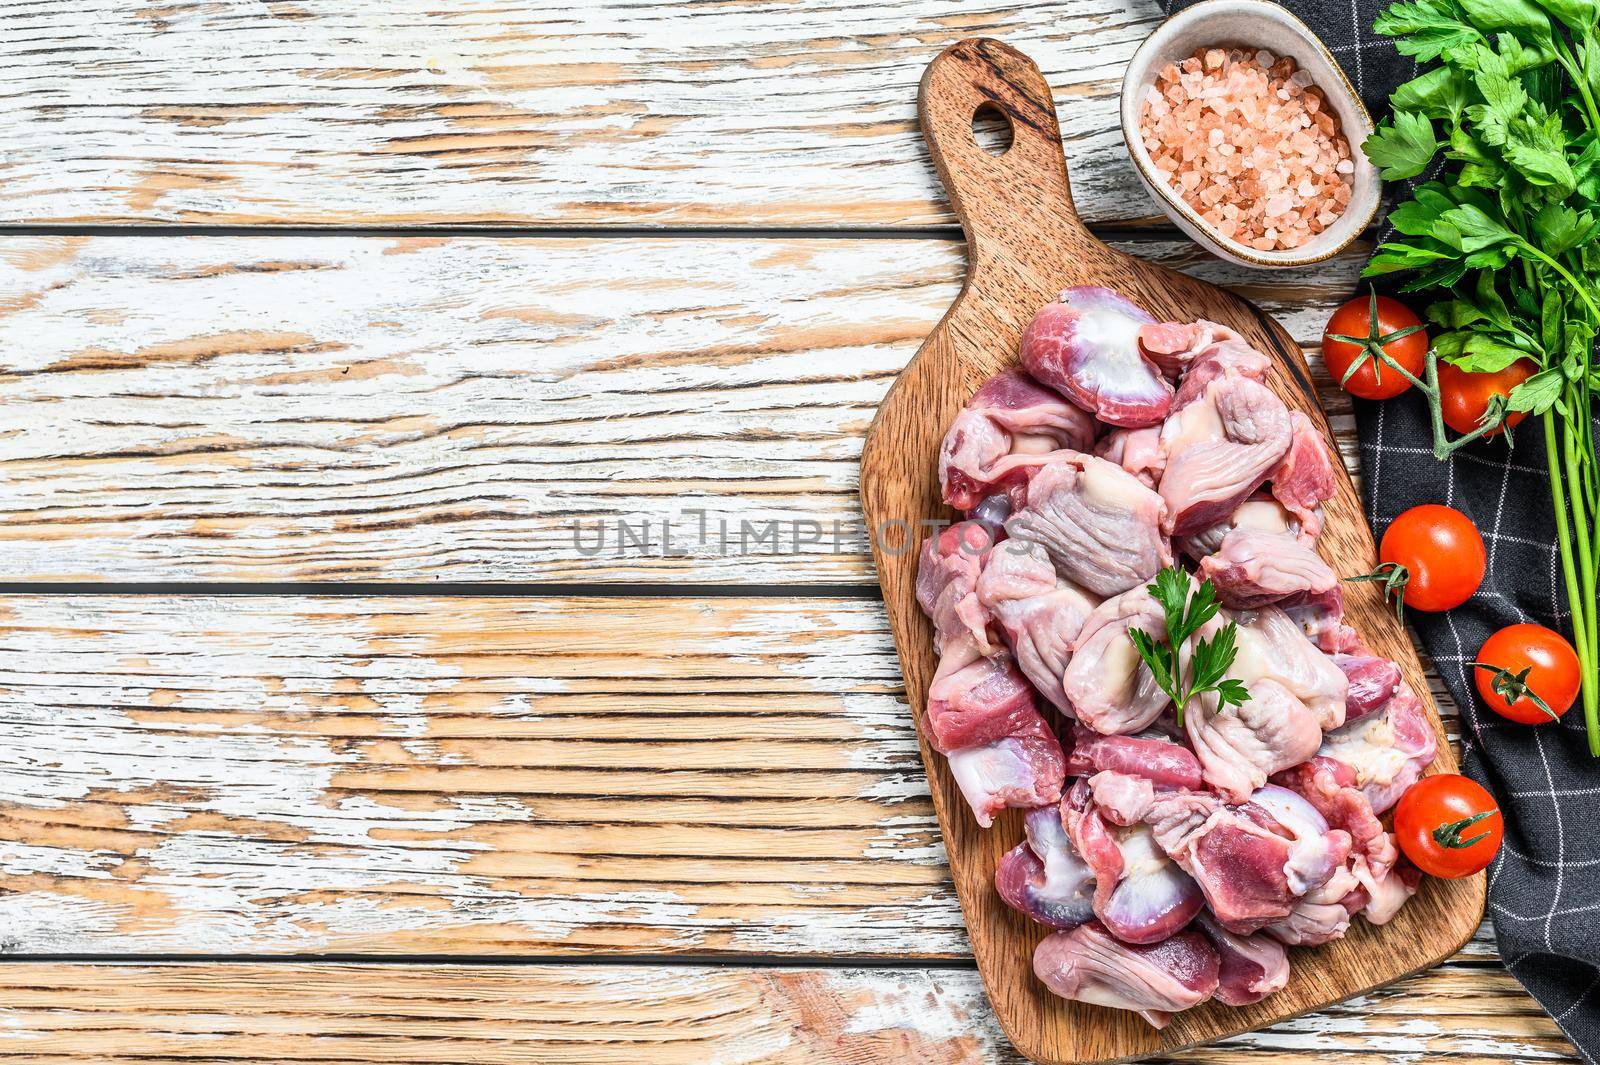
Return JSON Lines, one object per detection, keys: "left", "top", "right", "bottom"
{"left": 0, "top": 951, "right": 978, "bottom": 970}
{"left": 0, "top": 582, "right": 887, "bottom": 598}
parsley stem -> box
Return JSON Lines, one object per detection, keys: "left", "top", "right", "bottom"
{"left": 1561, "top": 384, "right": 1600, "bottom": 752}
{"left": 1519, "top": 243, "right": 1600, "bottom": 323}
{"left": 1553, "top": 31, "right": 1600, "bottom": 134}
{"left": 1546, "top": 409, "right": 1598, "bottom": 755}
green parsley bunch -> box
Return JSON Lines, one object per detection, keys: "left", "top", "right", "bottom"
{"left": 1363, "top": 0, "right": 1600, "bottom": 750}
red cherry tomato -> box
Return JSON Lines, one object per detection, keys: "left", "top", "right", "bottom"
{"left": 1438, "top": 359, "right": 1535, "bottom": 437}
{"left": 1394, "top": 774, "right": 1502, "bottom": 878}
{"left": 1323, "top": 294, "right": 1428, "bottom": 400}
{"left": 1378, "top": 504, "right": 1485, "bottom": 613}
{"left": 1475, "top": 623, "right": 1581, "bottom": 724}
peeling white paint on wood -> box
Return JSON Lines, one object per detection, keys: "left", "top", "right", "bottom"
{"left": 0, "top": 592, "right": 1504, "bottom": 965}
{"left": 0, "top": 234, "right": 1364, "bottom": 583}
{"left": 0, "top": 590, "right": 1481, "bottom": 960}
{"left": 0, "top": 0, "right": 1173, "bottom": 228}
{"left": 0, "top": 594, "right": 971, "bottom": 954}
{"left": 0, "top": 961, "right": 1572, "bottom": 1063}
{"left": 0, "top": 2, "right": 1560, "bottom": 1057}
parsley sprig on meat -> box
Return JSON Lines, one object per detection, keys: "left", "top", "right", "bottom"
{"left": 1128, "top": 567, "right": 1250, "bottom": 727}
{"left": 1363, "top": 0, "right": 1600, "bottom": 751}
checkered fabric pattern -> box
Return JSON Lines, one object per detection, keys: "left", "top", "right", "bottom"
{"left": 1155, "top": 0, "right": 1599, "bottom": 1054}
{"left": 1359, "top": 392, "right": 1600, "bottom": 1064}
{"left": 1159, "top": 0, "right": 1413, "bottom": 114}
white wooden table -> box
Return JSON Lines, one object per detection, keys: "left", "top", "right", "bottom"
{"left": 0, "top": 1, "right": 1578, "bottom": 1061}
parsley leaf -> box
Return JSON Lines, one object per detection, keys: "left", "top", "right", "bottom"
{"left": 1365, "top": 111, "right": 1442, "bottom": 179}
{"left": 1375, "top": 0, "right": 1485, "bottom": 60}
{"left": 1459, "top": 0, "right": 1557, "bottom": 48}
{"left": 1448, "top": 332, "right": 1535, "bottom": 371}
{"left": 1393, "top": 66, "right": 1471, "bottom": 122}
{"left": 1530, "top": 0, "right": 1597, "bottom": 32}
{"left": 1507, "top": 367, "right": 1565, "bottom": 411}
{"left": 1125, "top": 567, "right": 1249, "bottom": 727}
{"left": 1504, "top": 112, "right": 1577, "bottom": 190}
{"left": 1439, "top": 203, "right": 1519, "bottom": 251}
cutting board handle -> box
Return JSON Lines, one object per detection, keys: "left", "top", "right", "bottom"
{"left": 918, "top": 38, "right": 1093, "bottom": 268}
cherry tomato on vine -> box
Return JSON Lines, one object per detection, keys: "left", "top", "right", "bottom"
{"left": 1438, "top": 359, "right": 1535, "bottom": 437}
{"left": 1474, "top": 623, "right": 1580, "bottom": 724}
{"left": 1357, "top": 504, "right": 1486, "bottom": 619}
{"left": 1394, "top": 774, "right": 1502, "bottom": 878}
{"left": 1323, "top": 293, "right": 1428, "bottom": 400}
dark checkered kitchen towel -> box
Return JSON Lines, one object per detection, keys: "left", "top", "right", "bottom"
{"left": 1153, "top": 0, "right": 1600, "bottom": 1054}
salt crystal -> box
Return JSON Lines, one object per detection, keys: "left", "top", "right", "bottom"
{"left": 1136, "top": 46, "right": 1352, "bottom": 250}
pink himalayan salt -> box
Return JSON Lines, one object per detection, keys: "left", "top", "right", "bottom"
{"left": 1139, "top": 47, "right": 1355, "bottom": 251}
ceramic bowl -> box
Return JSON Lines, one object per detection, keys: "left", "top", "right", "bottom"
{"left": 1119, "top": 0, "right": 1381, "bottom": 269}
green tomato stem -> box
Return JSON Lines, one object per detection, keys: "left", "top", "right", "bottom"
{"left": 1402, "top": 348, "right": 1510, "bottom": 460}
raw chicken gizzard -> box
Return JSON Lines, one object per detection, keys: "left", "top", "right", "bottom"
{"left": 915, "top": 286, "right": 1428, "bottom": 1027}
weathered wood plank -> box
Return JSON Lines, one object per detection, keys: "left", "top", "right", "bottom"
{"left": 0, "top": 234, "right": 1364, "bottom": 584}
{"left": 0, "top": 593, "right": 956, "bottom": 955}
{"left": 0, "top": 960, "right": 1573, "bottom": 1064}
{"left": 0, "top": 0, "right": 1174, "bottom": 228}
{"left": 0, "top": 590, "right": 1478, "bottom": 960}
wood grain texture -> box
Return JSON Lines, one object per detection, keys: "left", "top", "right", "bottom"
{"left": 0, "top": 960, "right": 1573, "bottom": 1064}
{"left": 0, "top": 3, "right": 1561, "bottom": 1061}
{"left": 859, "top": 39, "right": 1481, "bottom": 1064}
{"left": 0, "top": 589, "right": 1483, "bottom": 961}
{"left": 0, "top": 594, "right": 966, "bottom": 956}
{"left": 0, "top": 234, "right": 1362, "bottom": 585}
{"left": 0, "top": 0, "right": 1168, "bottom": 229}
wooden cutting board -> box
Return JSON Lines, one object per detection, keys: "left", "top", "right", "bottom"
{"left": 858, "top": 37, "right": 1486, "bottom": 1065}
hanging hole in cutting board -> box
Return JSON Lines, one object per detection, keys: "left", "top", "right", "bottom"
{"left": 971, "top": 102, "right": 1013, "bottom": 156}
